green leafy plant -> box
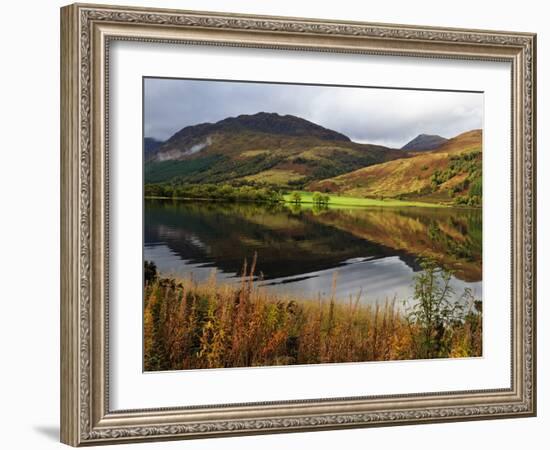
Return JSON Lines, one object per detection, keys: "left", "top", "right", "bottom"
{"left": 404, "top": 259, "right": 479, "bottom": 358}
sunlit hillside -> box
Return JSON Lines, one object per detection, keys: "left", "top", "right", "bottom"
{"left": 309, "top": 130, "right": 482, "bottom": 205}
{"left": 144, "top": 112, "right": 404, "bottom": 186}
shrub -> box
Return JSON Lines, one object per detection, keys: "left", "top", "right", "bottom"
{"left": 144, "top": 260, "right": 158, "bottom": 286}
{"left": 404, "top": 259, "right": 480, "bottom": 358}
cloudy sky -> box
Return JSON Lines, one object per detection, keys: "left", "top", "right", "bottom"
{"left": 144, "top": 77, "right": 483, "bottom": 149}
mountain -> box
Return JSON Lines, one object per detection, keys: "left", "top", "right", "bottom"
{"left": 148, "top": 112, "right": 351, "bottom": 162}
{"left": 401, "top": 134, "right": 448, "bottom": 151}
{"left": 309, "top": 130, "right": 482, "bottom": 205}
{"left": 144, "top": 137, "right": 164, "bottom": 158}
{"left": 144, "top": 112, "right": 404, "bottom": 186}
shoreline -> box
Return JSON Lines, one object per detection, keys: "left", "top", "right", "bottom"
{"left": 143, "top": 195, "right": 480, "bottom": 209}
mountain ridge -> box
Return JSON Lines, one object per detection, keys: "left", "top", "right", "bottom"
{"left": 150, "top": 112, "right": 351, "bottom": 162}
{"left": 144, "top": 112, "right": 482, "bottom": 205}
{"left": 144, "top": 112, "right": 405, "bottom": 186}
{"left": 401, "top": 133, "right": 448, "bottom": 152}
{"left": 309, "top": 129, "right": 482, "bottom": 205}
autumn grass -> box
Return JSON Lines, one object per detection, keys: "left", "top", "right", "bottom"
{"left": 144, "top": 259, "right": 482, "bottom": 371}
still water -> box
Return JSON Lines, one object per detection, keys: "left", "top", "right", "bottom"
{"left": 144, "top": 200, "right": 482, "bottom": 305}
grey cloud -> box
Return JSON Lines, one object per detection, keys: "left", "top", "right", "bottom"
{"left": 144, "top": 78, "right": 483, "bottom": 149}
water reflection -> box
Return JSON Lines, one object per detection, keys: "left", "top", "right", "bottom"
{"left": 144, "top": 200, "right": 482, "bottom": 304}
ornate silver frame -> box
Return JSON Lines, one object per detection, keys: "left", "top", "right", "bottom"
{"left": 60, "top": 3, "right": 536, "bottom": 446}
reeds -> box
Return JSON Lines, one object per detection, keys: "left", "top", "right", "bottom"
{"left": 144, "top": 261, "right": 481, "bottom": 371}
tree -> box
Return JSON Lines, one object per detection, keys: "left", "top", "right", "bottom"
{"left": 312, "top": 191, "right": 330, "bottom": 205}
{"left": 290, "top": 191, "right": 302, "bottom": 204}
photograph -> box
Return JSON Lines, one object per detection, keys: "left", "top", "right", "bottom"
{"left": 143, "top": 78, "right": 484, "bottom": 371}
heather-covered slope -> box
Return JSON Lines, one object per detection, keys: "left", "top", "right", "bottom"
{"left": 309, "top": 130, "right": 482, "bottom": 206}
{"left": 144, "top": 112, "right": 403, "bottom": 186}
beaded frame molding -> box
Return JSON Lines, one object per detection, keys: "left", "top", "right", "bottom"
{"left": 60, "top": 3, "right": 536, "bottom": 446}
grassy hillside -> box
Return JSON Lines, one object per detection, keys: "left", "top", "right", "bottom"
{"left": 308, "top": 130, "right": 482, "bottom": 206}
{"left": 144, "top": 112, "right": 405, "bottom": 187}
{"left": 144, "top": 154, "right": 223, "bottom": 184}
{"left": 145, "top": 132, "right": 404, "bottom": 187}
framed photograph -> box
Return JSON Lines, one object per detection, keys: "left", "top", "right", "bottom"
{"left": 60, "top": 3, "right": 536, "bottom": 446}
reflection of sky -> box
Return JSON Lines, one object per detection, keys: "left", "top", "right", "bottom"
{"left": 261, "top": 256, "right": 481, "bottom": 307}
{"left": 263, "top": 257, "right": 413, "bottom": 303}
{"left": 145, "top": 243, "right": 237, "bottom": 282}
{"left": 145, "top": 245, "right": 482, "bottom": 307}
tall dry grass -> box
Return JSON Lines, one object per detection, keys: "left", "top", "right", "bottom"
{"left": 144, "top": 258, "right": 481, "bottom": 371}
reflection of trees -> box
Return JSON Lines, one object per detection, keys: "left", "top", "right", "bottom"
{"left": 311, "top": 202, "right": 329, "bottom": 215}
{"left": 145, "top": 199, "right": 392, "bottom": 280}
{"left": 145, "top": 200, "right": 481, "bottom": 283}
{"left": 428, "top": 222, "right": 473, "bottom": 261}
{"left": 288, "top": 203, "right": 302, "bottom": 214}
{"left": 312, "top": 207, "right": 482, "bottom": 282}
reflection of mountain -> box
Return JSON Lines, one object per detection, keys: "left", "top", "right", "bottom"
{"left": 145, "top": 200, "right": 401, "bottom": 280}
{"left": 145, "top": 200, "right": 481, "bottom": 282}
{"left": 313, "top": 207, "right": 481, "bottom": 281}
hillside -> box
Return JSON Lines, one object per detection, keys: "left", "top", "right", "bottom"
{"left": 309, "top": 129, "right": 482, "bottom": 206}
{"left": 144, "top": 112, "right": 404, "bottom": 186}
{"left": 401, "top": 133, "right": 448, "bottom": 151}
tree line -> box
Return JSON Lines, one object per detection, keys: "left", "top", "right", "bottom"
{"left": 145, "top": 182, "right": 333, "bottom": 207}
{"left": 145, "top": 182, "right": 284, "bottom": 204}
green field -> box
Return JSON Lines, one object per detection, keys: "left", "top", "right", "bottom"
{"left": 282, "top": 192, "right": 445, "bottom": 208}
